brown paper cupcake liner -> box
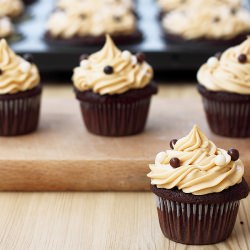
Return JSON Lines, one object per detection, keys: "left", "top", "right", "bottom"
{"left": 155, "top": 196, "right": 239, "bottom": 245}
{"left": 0, "top": 85, "right": 42, "bottom": 136}
{"left": 198, "top": 84, "right": 250, "bottom": 138}
{"left": 75, "top": 82, "right": 158, "bottom": 136}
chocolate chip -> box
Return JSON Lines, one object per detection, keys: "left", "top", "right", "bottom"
{"left": 238, "top": 54, "right": 247, "bottom": 63}
{"left": 213, "top": 16, "right": 220, "bottom": 23}
{"left": 240, "top": 221, "right": 244, "bottom": 225}
{"left": 104, "top": 66, "right": 114, "bottom": 74}
{"left": 170, "top": 139, "right": 178, "bottom": 149}
{"left": 79, "top": 54, "right": 89, "bottom": 62}
{"left": 170, "top": 157, "right": 180, "bottom": 168}
{"left": 0, "top": 69, "right": 3, "bottom": 75}
{"left": 113, "top": 16, "right": 122, "bottom": 22}
{"left": 227, "top": 148, "right": 240, "bottom": 161}
{"left": 80, "top": 14, "right": 86, "bottom": 19}
{"left": 23, "top": 54, "right": 34, "bottom": 63}
{"left": 136, "top": 53, "right": 145, "bottom": 64}
{"left": 215, "top": 52, "right": 222, "bottom": 60}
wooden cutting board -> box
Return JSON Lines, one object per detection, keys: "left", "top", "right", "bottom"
{"left": 0, "top": 97, "right": 249, "bottom": 191}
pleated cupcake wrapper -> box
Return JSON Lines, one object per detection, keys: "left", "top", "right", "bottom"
{"left": 155, "top": 196, "right": 240, "bottom": 245}
{"left": 0, "top": 92, "right": 41, "bottom": 136}
{"left": 79, "top": 97, "right": 151, "bottom": 136}
{"left": 201, "top": 96, "right": 250, "bottom": 137}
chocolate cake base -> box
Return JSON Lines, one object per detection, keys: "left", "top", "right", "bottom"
{"left": 44, "top": 30, "right": 143, "bottom": 46}
{"left": 164, "top": 32, "right": 250, "bottom": 46}
{"left": 198, "top": 84, "right": 250, "bottom": 138}
{"left": 74, "top": 82, "right": 158, "bottom": 137}
{"left": 151, "top": 179, "right": 249, "bottom": 245}
{"left": 0, "top": 85, "right": 42, "bottom": 136}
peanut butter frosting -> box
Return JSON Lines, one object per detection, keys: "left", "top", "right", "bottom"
{"left": 162, "top": 5, "right": 250, "bottom": 40}
{"left": 197, "top": 37, "right": 250, "bottom": 94}
{"left": 0, "top": 17, "right": 13, "bottom": 38}
{"left": 47, "top": 0, "right": 137, "bottom": 39}
{"left": 73, "top": 35, "right": 153, "bottom": 95}
{"left": 0, "top": 0, "right": 23, "bottom": 18}
{"left": 0, "top": 39, "right": 40, "bottom": 94}
{"left": 148, "top": 125, "right": 244, "bottom": 195}
{"left": 158, "top": 0, "right": 242, "bottom": 12}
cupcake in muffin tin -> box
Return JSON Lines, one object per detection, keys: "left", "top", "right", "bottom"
{"left": 72, "top": 35, "right": 157, "bottom": 136}
{"left": 0, "top": 39, "right": 42, "bottom": 136}
{"left": 162, "top": 2, "right": 250, "bottom": 45}
{"left": 148, "top": 125, "right": 249, "bottom": 245}
{"left": 45, "top": 0, "right": 142, "bottom": 45}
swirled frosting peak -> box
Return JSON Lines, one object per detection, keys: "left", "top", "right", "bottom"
{"left": 73, "top": 35, "right": 153, "bottom": 95}
{"left": 197, "top": 37, "right": 250, "bottom": 94}
{"left": 147, "top": 125, "right": 244, "bottom": 195}
{"left": 0, "top": 39, "right": 40, "bottom": 94}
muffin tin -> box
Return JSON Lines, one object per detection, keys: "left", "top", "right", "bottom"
{"left": 10, "top": 0, "right": 249, "bottom": 72}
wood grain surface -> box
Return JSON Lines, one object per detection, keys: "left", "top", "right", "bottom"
{"left": 0, "top": 85, "right": 249, "bottom": 191}
{"left": 0, "top": 192, "right": 249, "bottom": 250}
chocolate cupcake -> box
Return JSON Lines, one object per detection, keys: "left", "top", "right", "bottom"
{"left": 72, "top": 35, "right": 157, "bottom": 136}
{"left": 45, "top": 0, "right": 142, "bottom": 46}
{"left": 162, "top": 2, "right": 250, "bottom": 45}
{"left": 0, "top": 0, "right": 24, "bottom": 19}
{"left": 197, "top": 37, "right": 250, "bottom": 137}
{"left": 148, "top": 125, "right": 249, "bottom": 245}
{"left": 0, "top": 39, "right": 41, "bottom": 136}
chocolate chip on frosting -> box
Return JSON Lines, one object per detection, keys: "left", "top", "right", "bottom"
{"left": 136, "top": 53, "right": 145, "bottom": 64}
{"left": 23, "top": 54, "right": 34, "bottom": 63}
{"left": 228, "top": 148, "right": 240, "bottom": 161}
{"left": 0, "top": 69, "right": 3, "bottom": 75}
{"left": 80, "top": 14, "right": 86, "bottom": 19}
{"left": 213, "top": 16, "right": 220, "bottom": 23}
{"left": 238, "top": 54, "right": 247, "bottom": 63}
{"left": 170, "top": 139, "right": 178, "bottom": 149}
{"left": 170, "top": 157, "right": 180, "bottom": 168}
{"left": 104, "top": 65, "right": 114, "bottom": 74}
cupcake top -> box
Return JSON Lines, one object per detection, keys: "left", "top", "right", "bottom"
{"left": 73, "top": 35, "right": 153, "bottom": 95}
{"left": 197, "top": 37, "right": 250, "bottom": 94}
{"left": 0, "top": 39, "right": 40, "bottom": 94}
{"left": 0, "top": 0, "right": 23, "bottom": 18}
{"left": 47, "top": 0, "right": 136, "bottom": 39}
{"left": 158, "top": 0, "right": 242, "bottom": 12}
{"left": 0, "top": 17, "right": 13, "bottom": 38}
{"left": 162, "top": 5, "right": 250, "bottom": 40}
{"left": 148, "top": 125, "right": 244, "bottom": 195}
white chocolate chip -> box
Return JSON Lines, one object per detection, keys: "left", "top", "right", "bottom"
{"left": 207, "top": 57, "right": 219, "bottom": 68}
{"left": 80, "top": 60, "right": 90, "bottom": 69}
{"left": 155, "top": 152, "right": 167, "bottom": 164}
{"left": 121, "top": 50, "right": 131, "bottom": 61}
{"left": 214, "top": 155, "right": 226, "bottom": 166}
{"left": 19, "top": 60, "right": 31, "bottom": 73}
{"left": 131, "top": 56, "right": 137, "bottom": 66}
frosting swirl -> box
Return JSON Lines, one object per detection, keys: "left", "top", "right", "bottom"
{"left": 47, "top": 1, "right": 136, "bottom": 38}
{"left": 158, "top": 0, "right": 242, "bottom": 12}
{"left": 162, "top": 5, "right": 250, "bottom": 40}
{"left": 0, "top": 0, "right": 23, "bottom": 18}
{"left": 147, "top": 125, "right": 244, "bottom": 195}
{"left": 197, "top": 37, "right": 250, "bottom": 94}
{"left": 0, "top": 39, "right": 40, "bottom": 94}
{"left": 0, "top": 17, "right": 13, "bottom": 38}
{"left": 73, "top": 35, "right": 153, "bottom": 95}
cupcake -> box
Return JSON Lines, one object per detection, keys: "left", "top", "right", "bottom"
{"left": 148, "top": 125, "right": 249, "bottom": 245}
{"left": 197, "top": 37, "right": 250, "bottom": 137}
{"left": 0, "top": 0, "right": 24, "bottom": 19}
{"left": 0, "top": 17, "right": 14, "bottom": 39}
{"left": 0, "top": 39, "right": 41, "bottom": 136}
{"left": 72, "top": 35, "right": 157, "bottom": 136}
{"left": 162, "top": 2, "right": 250, "bottom": 45}
{"left": 45, "top": 0, "right": 141, "bottom": 45}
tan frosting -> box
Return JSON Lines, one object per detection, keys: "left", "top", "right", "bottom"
{"left": 147, "top": 125, "right": 244, "bottom": 195}
{"left": 162, "top": 5, "right": 250, "bottom": 40}
{"left": 0, "top": 39, "right": 40, "bottom": 94}
{"left": 197, "top": 37, "right": 250, "bottom": 94}
{"left": 73, "top": 35, "right": 153, "bottom": 95}
{"left": 158, "top": 0, "right": 242, "bottom": 12}
{"left": 0, "top": 17, "right": 13, "bottom": 38}
{"left": 0, "top": 0, "right": 23, "bottom": 18}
